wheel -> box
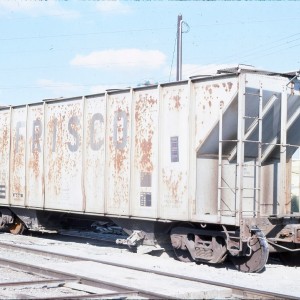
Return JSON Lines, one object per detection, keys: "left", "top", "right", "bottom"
{"left": 171, "top": 223, "right": 195, "bottom": 263}
{"left": 173, "top": 244, "right": 194, "bottom": 262}
{"left": 278, "top": 247, "right": 300, "bottom": 266}
{"left": 230, "top": 231, "right": 269, "bottom": 273}
{"left": 9, "top": 219, "right": 25, "bottom": 235}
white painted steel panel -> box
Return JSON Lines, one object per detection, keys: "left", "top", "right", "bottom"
{"left": 131, "top": 88, "right": 159, "bottom": 218}
{"left": 196, "top": 157, "right": 218, "bottom": 216}
{"left": 194, "top": 78, "right": 238, "bottom": 153}
{"left": 192, "top": 73, "right": 300, "bottom": 223}
{"left": 2, "top": 69, "right": 299, "bottom": 226}
{"left": 10, "top": 107, "right": 27, "bottom": 206}
{"left": 193, "top": 77, "right": 239, "bottom": 224}
{"left": 105, "top": 91, "right": 131, "bottom": 215}
{"left": 84, "top": 95, "right": 106, "bottom": 213}
{"left": 159, "top": 84, "right": 190, "bottom": 220}
{"left": 0, "top": 109, "right": 11, "bottom": 205}
{"left": 44, "top": 99, "right": 83, "bottom": 211}
{"left": 25, "top": 104, "right": 44, "bottom": 207}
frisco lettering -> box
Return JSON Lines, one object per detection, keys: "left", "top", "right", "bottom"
{"left": 14, "top": 111, "right": 128, "bottom": 153}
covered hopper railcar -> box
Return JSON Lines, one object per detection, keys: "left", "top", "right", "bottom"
{"left": 1, "top": 66, "right": 300, "bottom": 272}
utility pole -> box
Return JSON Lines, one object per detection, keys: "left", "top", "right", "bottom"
{"left": 176, "top": 14, "right": 183, "bottom": 81}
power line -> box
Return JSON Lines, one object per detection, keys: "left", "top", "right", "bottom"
{"left": 0, "top": 27, "right": 173, "bottom": 41}
{"left": 2, "top": 15, "right": 300, "bottom": 42}
{"left": 182, "top": 31, "right": 300, "bottom": 75}
{"left": 169, "top": 34, "right": 177, "bottom": 82}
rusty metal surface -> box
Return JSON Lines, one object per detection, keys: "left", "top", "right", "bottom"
{"left": 1, "top": 71, "right": 299, "bottom": 225}
{"left": 106, "top": 91, "right": 131, "bottom": 215}
{"left": 10, "top": 107, "right": 27, "bottom": 206}
{"left": 44, "top": 99, "right": 83, "bottom": 211}
{"left": 131, "top": 89, "right": 159, "bottom": 218}
{"left": 26, "top": 104, "right": 44, "bottom": 207}
{"left": 160, "top": 84, "right": 190, "bottom": 220}
{"left": 0, "top": 108, "right": 11, "bottom": 205}
{"left": 84, "top": 95, "right": 106, "bottom": 213}
{"left": 194, "top": 78, "right": 238, "bottom": 152}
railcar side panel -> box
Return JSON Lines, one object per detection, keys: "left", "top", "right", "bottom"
{"left": 194, "top": 77, "right": 238, "bottom": 153}
{"left": 131, "top": 88, "right": 160, "bottom": 218}
{"left": 44, "top": 99, "right": 83, "bottom": 211}
{"left": 2, "top": 70, "right": 299, "bottom": 229}
{"left": 10, "top": 107, "right": 27, "bottom": 207}
{"left": 105, "top": 91, "right": 131, "bottom": 215}
{"left": 26, "top": 104, "right": 44, "bottom": 207}
{"left": 193, "top": 77, "right": 238, "bottom": 224}
{"left": 0, "top": 108, "right": 11, "bottom": 205}
{"left": 159, "top": 84, "right": 190, "bottom": 220}
{"left": 84, "top": 94, "right": 106, "bottom": 213}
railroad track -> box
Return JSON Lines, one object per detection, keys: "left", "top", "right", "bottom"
{"left": 0, "top": 238, "right": 171, "bottom": 299}
{"left": 0, "top": 234, "right": 298, "bottom": 300}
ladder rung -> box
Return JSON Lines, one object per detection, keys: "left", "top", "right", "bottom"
{"left": 243, "top": 139, "right": 261, "bottom": 143}
{"left": 244, "top": 92, "right": 261, "bottom": 96}
{"left": 244, "top": 116, "right": 257, "bottom": 120}
{"left": 219, "top": 139, "right": 238, "bottom": 143}
{"left": 218, "top": 187, "right": 238, "bottom": 190}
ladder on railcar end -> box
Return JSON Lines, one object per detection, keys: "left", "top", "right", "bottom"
{"left": 217, "top": 79, "right": 263, "bottom": 223}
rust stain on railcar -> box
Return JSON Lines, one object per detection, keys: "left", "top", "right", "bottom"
{"left": 194, "top": 79, "right": 237, "bottom": 145}
{"left": 47, "top": 113, "right": 65, "bottom": 195}
{"left": 107, "top": 94, "right": 131, "bottom": 211}
{"left": 202, "top": 82, "right": 233, "bottom": 101}
{"left": 110, "top": 106, "right": 130, "bottom": 174}
{"left": 12, "top": 136, "right": 24, "bottom": 170}
{"left": 28, "top": 112, "right": 43, "bottom": 179}
{"left": 0, "top": 127, "right": 9, "bottom": 153}
{"left": 46, "top": 102, "right": 83, "bottom": 202}
{"left": 110, "top": 137, "right": 127, "bottom": 174}
{"left": 222, "top": 82, "right": 233, "bottom": 92}
{"left": 162, "top": 169, "right": 187, "bottom": 205}
{"left": 29, "top": 148, "right": 40, "bottom": 178}
{"left": 165, "top": 89, "right": 186, "bottom": 111}
{"left": 12, "top": 126, "right": 25, "bottom": 198}
{"left": 135, "top": 94, "right": 158, "bottom": 173}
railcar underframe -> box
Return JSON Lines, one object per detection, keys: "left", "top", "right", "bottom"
{"left": 1, "top": 66, "right": 300, "bottom": 272}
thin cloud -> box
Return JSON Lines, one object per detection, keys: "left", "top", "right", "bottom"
{"left": 164, "top": 63, "right": 238, "bottom": 83}
{"left": 182, "top": 64, "right": 238, "bottom": 78}
{"left": 89, "top": 84, "right": 130, "bottom": 94}
{"left": 37, "top": 79, "right": 82, "bottom": 98}
{"left": 70, "top": 49, "right": 166, "bottom": 70}
{"left": 0, "top": 1, "right": 80, "bottom": 19}
{"left": 96, "top": 1, "right": 132, "bottom": 14}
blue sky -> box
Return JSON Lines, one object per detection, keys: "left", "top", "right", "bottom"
{"left": 1, "top": 1, "right": 300, "bottom": 106}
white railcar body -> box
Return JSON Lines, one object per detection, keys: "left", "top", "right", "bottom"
{"left": 1, "top": 66, "right": 300, "bottom": 272}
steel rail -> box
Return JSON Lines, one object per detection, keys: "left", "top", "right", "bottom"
{"left": 0, "top": 276, "right": 140, "bottom": 300}
{"left": 35, "top": 291, "right": 141, "bottom": 300}
{"left": 0, "top": 256, "right": 169, "bottom": 299}
{"left": 0, "top": 240, "right": 297, "bottom": 299}
{"left": 0, "top": 278, "right": 79, "bottom": 287}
